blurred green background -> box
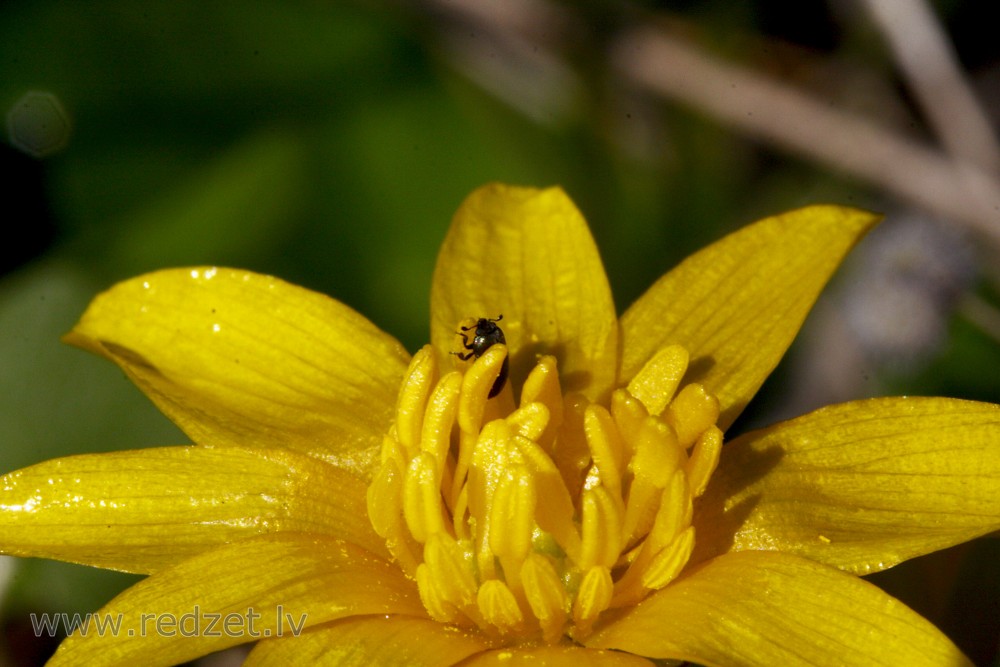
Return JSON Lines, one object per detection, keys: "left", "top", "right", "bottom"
{"left": 2, "top": 1, "right": 998, "bottom": 665}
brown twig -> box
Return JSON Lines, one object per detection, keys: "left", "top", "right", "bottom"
{"left": 612, "top": 27, "right": 1000, "bottom": 249}
{"left": 418, "top": 0, "right": 1000, "bottom": 249}
{"left": 860, "top": 0, "right": 1000, "bottom": 173}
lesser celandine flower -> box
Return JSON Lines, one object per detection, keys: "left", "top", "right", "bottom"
{"left": 2, "top": 183, "right": 998, "bottom": 666}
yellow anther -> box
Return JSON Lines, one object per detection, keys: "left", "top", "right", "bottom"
{"left": 477, "top": 579, "right": 524, "bottom": 631}
{"left": 627, "top": 344, "right": 689, "bottom": 416}
{"left": 506, "top": 402, "right": 551, "bottom": 442}
{"left": 610, "top": 389, "right": 648, "bottom": 451}
{"left": 371, "top": 339, "right": 720, "bottom": 642}
{"left": 468, "top": 419, "right": 514, "bottom": 578}
{"left": 366, "top": 456, "right": 403, "bottom": 539}
{"left": 521, "top": 356, "right": 563, "bottom": 454}
{"left": 550, "top": 393, "right": 591, "bottom": 499}
{"left": 488, "top": 465, "right": 537, "bottom": 561}
{"left": 424, "top": 533, "right": 478, "bottom": 607}
{"left": 513, "top": 436, "right": 581, "bottom": 562}
{"left": 629, "top": 417, "right": 682, "bottom": 488}
{"left": 579, "top": 485, "right": 622, "bottom": 569}
{"left": 468, "top": 420, "right": 513, "bottom": 522}
{"left": 451, "top": 483, "right": 470, "bottom": 541}
{"left": 403, "top": 452, "right": 446, "bottom": 543}
{"left": 396, "top": 346, "right": 438, "bottom": 457}
{"left": 572, "top": 566, "right": 613, "bottom": 636}
{"left": 458, "top": 344, "right": 509, "bottom": 433}
{"left": 420, "top": 371, "right": 463, "bottom": 474}
{"left": 647, "top": 470, "right": 693, "bottom": 550}
{"left": 520, "top": 355, "right": 560, "bottom": 406}
{"left": 686, "top": 425, "right": 723, "bottom": 497}
{"left": 641, "top": 526, "right": 695, "bottom": 590}
{"left": 622, "top": 417, "right": 682, "bottom": 544}
{"left": 519, "top": 355, "right": 564, "bottom": 449}
{"left": 378, "top": 431, "right": 407, "bottom": 472}
{"left": 416, "top": 562, "right": 460, "bottom": 623}
{"left": 665, "top": 383, "right": 720, "bottom": 448}
{"left": 521, "top": 553, "right": 568, "bottom": 643}
{"left": 583, "top": 405, "right": 625, "bottom": 501}
{"left": 450, "top": 429, "right": 477, "bottom": 509}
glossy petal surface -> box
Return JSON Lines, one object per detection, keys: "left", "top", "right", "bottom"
{"left": 431, "top": 184, "right": 618, "bottom": 401}
{"left": 588, "top": 551, "right": 970, "bottom": 667}
{"left": 620, "top": 205, "right": 878, "bottom": 429}
{"left": 48, "top": 533, "right": 423, "bottom": 667}
{"left": 0, "top": 445, "right": 385, "bottom": 573}
{"left": 693, "top": 397, "right": 1000, "bottom": 573}
{"left": 65, "top": 267, "right": 410, "bottom": 479}
{"left": 245, "top": 615, "right": 490, "bottom": 666}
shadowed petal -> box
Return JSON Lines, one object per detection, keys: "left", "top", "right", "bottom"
{"left": 0, "top": 445, "right": 386, "bottom": 573}
{"left": 431, "top": 184, "right": 618, "bottom": 402}
{"left": 47, "top": 533, "right": 424, "bottom": 667}
{"left": 245, "top": 616, "right": 490, "bottom": 666}
{"left": 692, "top": 397, "right": 1000, "bottom": 574}
{"left": 588, "top": 551, "right": 971, "bottom": 667}
{"left": 64, "top": 267, "right": 410, "bottom": 480}
{"left": 620, "top": 205, "right": 878, "bottom": 429}
{"left": 463, "top": 646, "right": 655, "bottom": 666}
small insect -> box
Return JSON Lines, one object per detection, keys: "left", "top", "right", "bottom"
{"left": 453, "top": 315, "right": 509, "bottom": 398}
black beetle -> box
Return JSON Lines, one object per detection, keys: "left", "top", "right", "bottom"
{"left": 453, "top": 315, "right": 509, "bottom": 398}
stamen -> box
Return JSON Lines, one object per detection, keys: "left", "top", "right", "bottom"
{"left": 420, "top": 372, "right": 462, "bottom": 475}
{"left": 370, "top": 339, "right": 724, "bottom": 644}
{"left": 403, "top": 452, "right": 446, "bottom": 543}
{"left": 579, "top": 485, "right": 622, "bottom": 569}
{"left": 519, "top": 355, "right": 563, "bottom": 451}
{"left": 521, "top": 553, "right": 569, "bottom": 643}
{"left": 512, "top": 435, "right": 581, "bottom": 561}
{"left": 416, "top": 563, "right": 460, "bottom": 623}
{"left": 665, "top": 383, "right": 720, "bottom": 448}
{"left": 622, "top": 417, "right": 682, "bottom": 545}
{"left": 423, "top": 533, "right": 478, "bottom": 608}
{"left": 396, "top": 347, "right": 438, "bottom": 457}
{"left": 647, "top": 469, "right": 693, "bottom": 550}
{"left": 627, "top": 344, "right": 689, "bottom": 416}
{"left": 506, "top": 402, "right": 551, "bottom": 442}
{"left": 686, "top": 425, "right": 723, "bottom": 497}
{"left": 367, "top": 455, "right": 403, "bottom": 539}
{"left": 641, "top": 526, "right": 695, "bottom": 589}
{"left": 609, "top": 389, "right": 647, "bottom": 457}
{"left": 550, "top": 393, "right": 591, "bottom": 499}
{"left": 572, "top": 566, "right": 613, "bottom": 636}
{"left": 458, "top": 345, "right": 509, "bottom": 433}
{"left": 478, "top": 579, "right": 524, "bottom": 631}
{"left": 468, "top": 418, "right": 521, "bottom": 580}
{"left": 583, "top": 405, "right": 625, "bottom": 500}
{"left": 488, "top": 464, "right": 537, "bottom": 561}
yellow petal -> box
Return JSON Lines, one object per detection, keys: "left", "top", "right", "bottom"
{"left": 431, "top": 184, "right": 618, "bottom": 402}
{"left": 588, "top": 551, "right": 971, "bottom": 666}
{"left": 620, "top": 205, "right": 878, "bottom": 429}
{"left": 47, "top": 533, "right": 423, "bottom": 667}
{"left": 0, "top": 445, "right": 386, "bottom": 573}
{"left": 245, "top": 615, "right": 490, "bottom": 667}
{"left": 463, "top": 646, "right": 655, "bottom": 666}
{"left": 693, "top": 397, "right": 1000, "bottom": 574}
{"left": 64, "top": 267, "right": 411, "bottom": 480}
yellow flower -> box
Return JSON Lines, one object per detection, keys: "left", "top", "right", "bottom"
{"left": 2, "top": 183, "right": 999, "bottom": 666}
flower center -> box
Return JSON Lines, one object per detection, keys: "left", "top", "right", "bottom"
{"left": 366, "top": 339, "right": 722, "bottom": 644}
